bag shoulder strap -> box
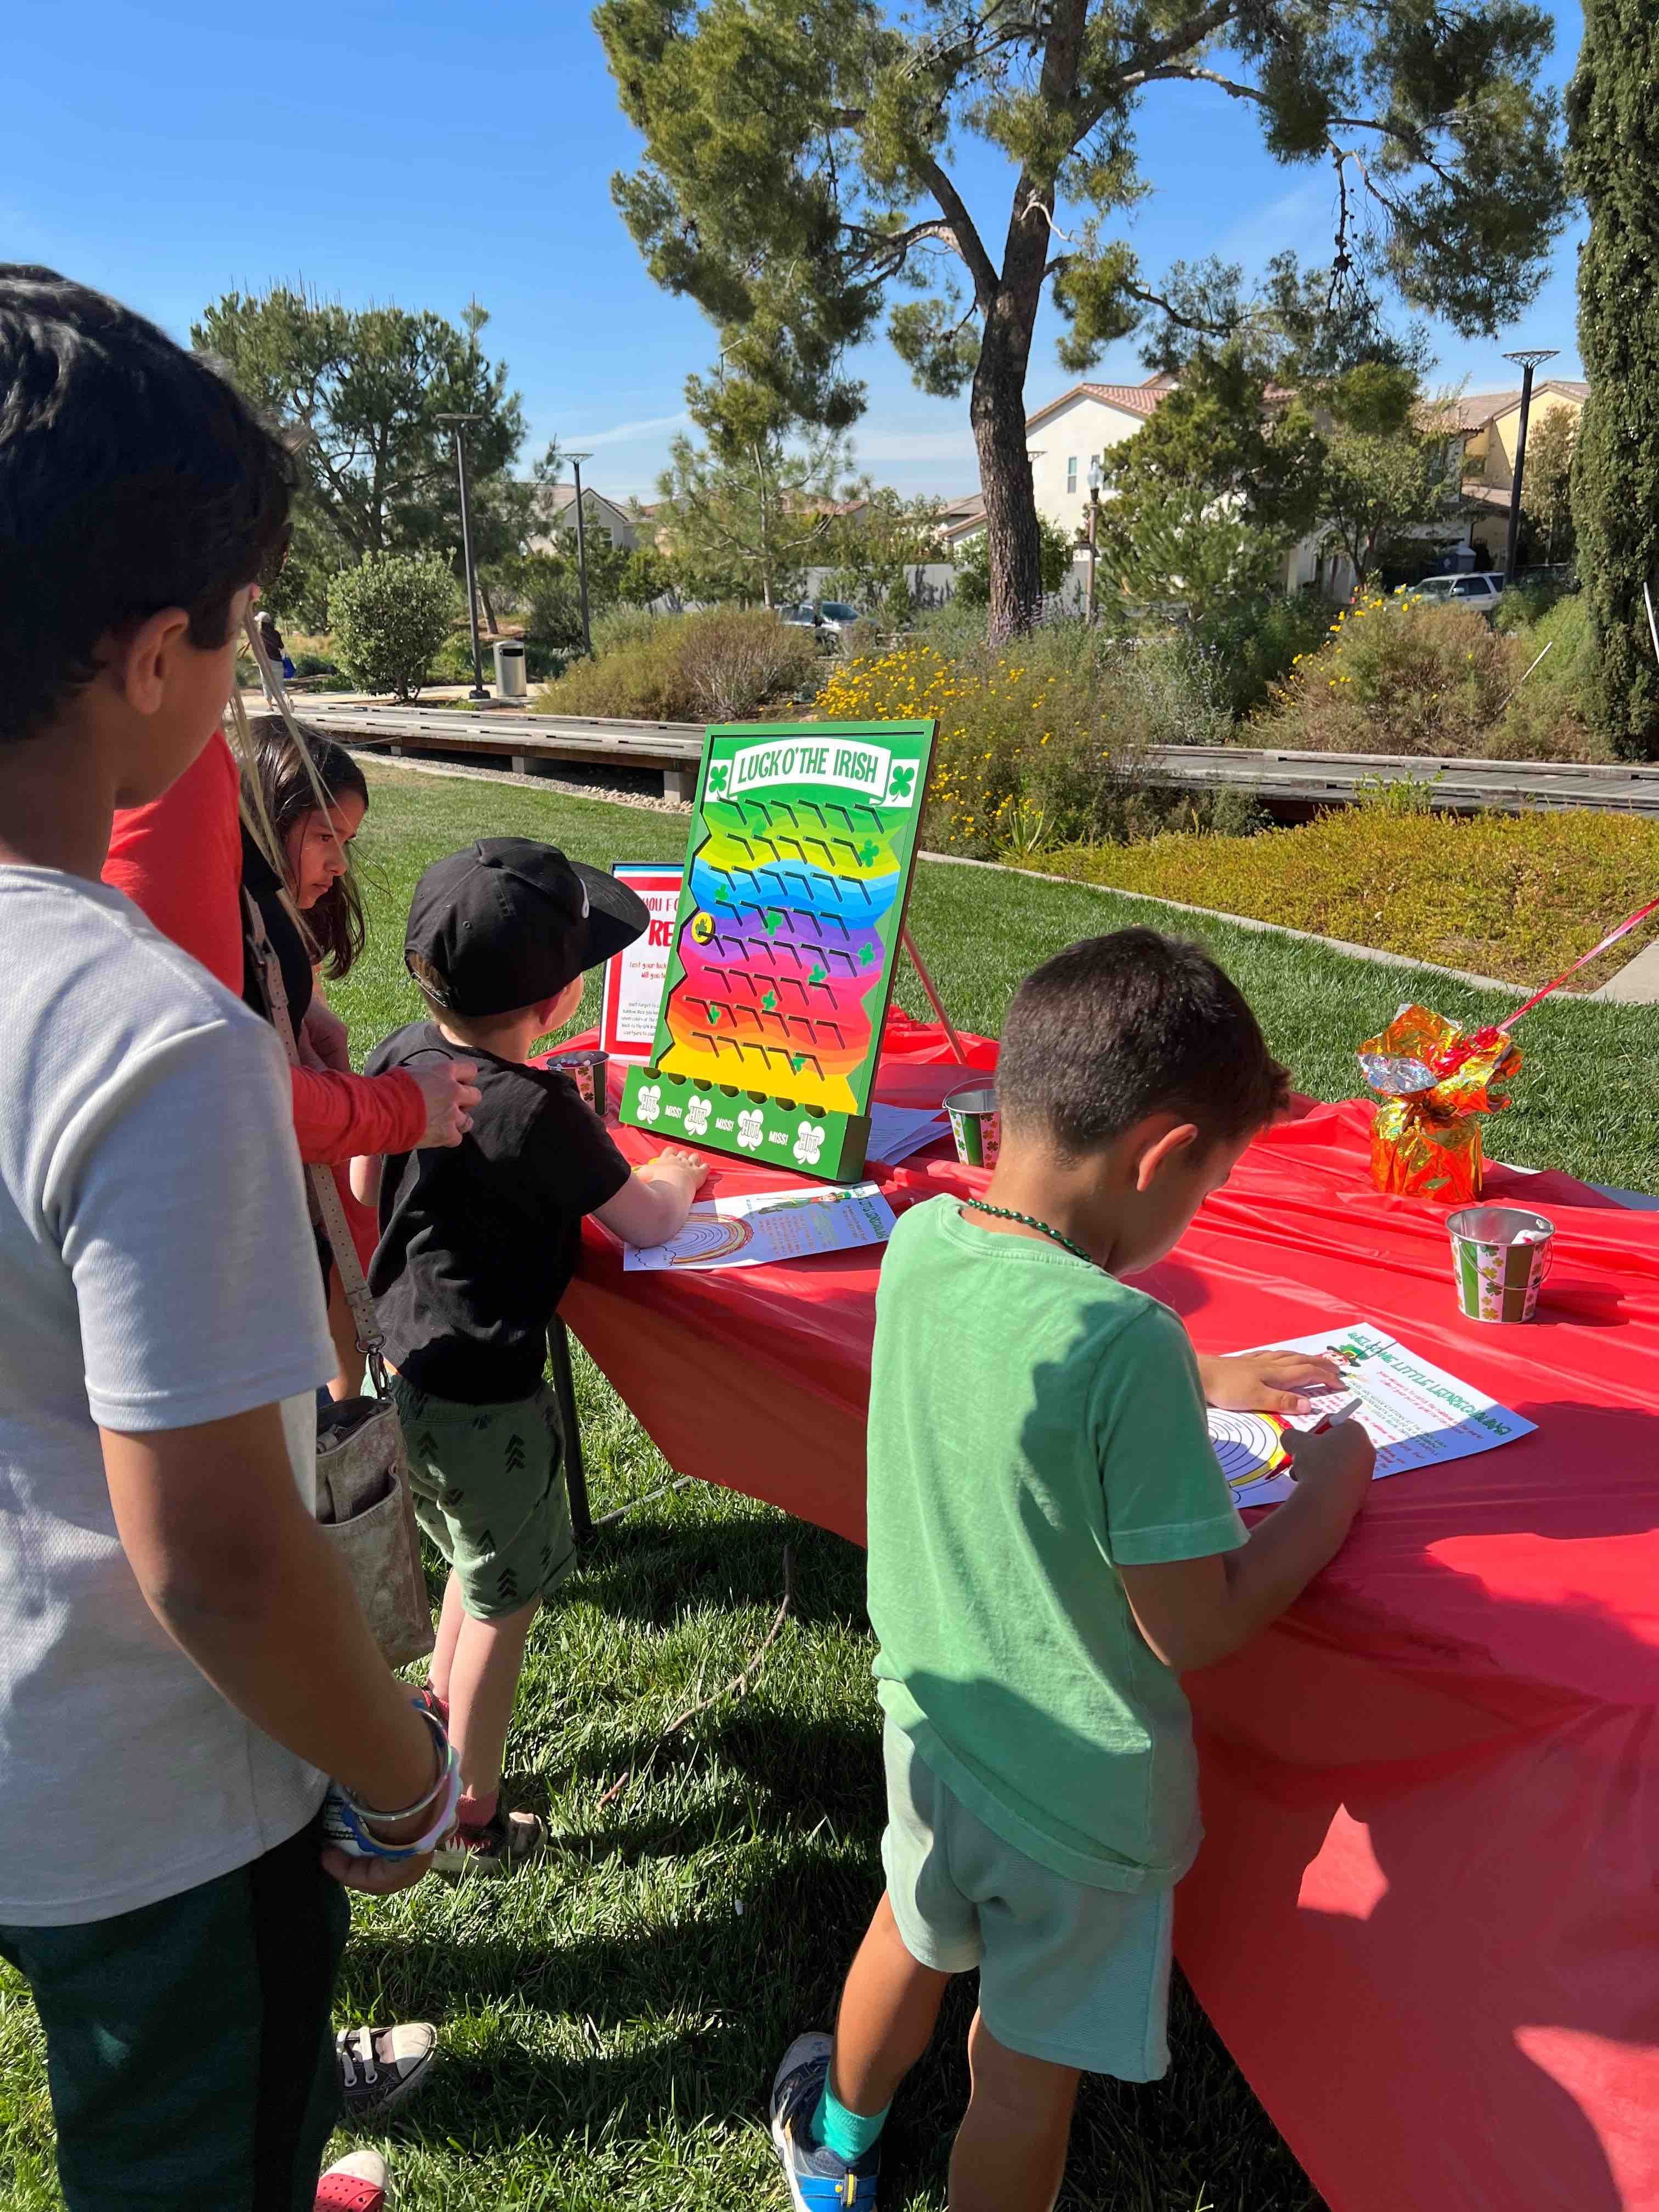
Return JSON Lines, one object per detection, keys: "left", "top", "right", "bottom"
{"left": 243, "top": 888, "right": 386, "bottom": 1376}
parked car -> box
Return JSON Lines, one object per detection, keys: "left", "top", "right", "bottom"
{"left": 778, "top": 599, "right": 865, "bottom": 650}
{"left": 1393, "top": 573, "right": 1508, "bottom": 611}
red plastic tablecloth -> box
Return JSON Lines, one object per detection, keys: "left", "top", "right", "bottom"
{"left": 558, "top": 1014, "right": 1659, "bottom": 2212}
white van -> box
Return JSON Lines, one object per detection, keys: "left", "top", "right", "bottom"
{"left": 1394, "top": 573, "right": 1507, "bottom": 610}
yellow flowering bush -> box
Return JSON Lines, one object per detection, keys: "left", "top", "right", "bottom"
{"left": 1030, "top": 804, "right": 1659, "bottom": 986}
{"left": 816, "top": 636, "right": 1164, "bottom": 857}
{"left": 1256, "top": 595, "right": 1606, "bottom": 762}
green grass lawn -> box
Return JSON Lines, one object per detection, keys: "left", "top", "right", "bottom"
{"left": 1, "top": 763, "right": 1653, "bottom": 2211}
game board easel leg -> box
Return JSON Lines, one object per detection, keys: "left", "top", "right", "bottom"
{"left": 901, "top": 926, "right": 970, "bottom": 1065}
{"left": 548, "top": 1314, "right": 592, "bottom": 1547}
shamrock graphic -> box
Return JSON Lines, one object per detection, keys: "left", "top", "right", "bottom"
{"left": 761, "top": 988, "right": 778, "bottom": 1011}
{"left": 857, "top": 839, "right": 881, "bottom": 866}
{"left": 860, "top": 939, "right": 879, "bottom": 964}
{"left": 807, "top": 960, "right": 828, "bottom": 986}
{"left": 707, "top": 762, "right": 729, "bottom": 794}
{"left": 707, "top": 1003, "right": 723, "bottom": 1025}
{"left": 887, "top": 764, "right": 915, "bottom": 800}
{"left": 791, "top": 1054, "right": 808, "bottom": 1073}
{"left": 684, "top": 1096, "right": 712, "bottom": 1137}
{"left": 737, "top": 1108, "right": 764, "bottom": 1151}
{"left": 636, "top": 1084, "right": 662, "bottom": 1125}
{"left": 793, "top": 1122, "right": 826, "bottom": 1167}
{"left": 764, "top": 910, "right": 784, "bottom": 936}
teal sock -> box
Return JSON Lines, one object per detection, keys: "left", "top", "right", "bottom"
{"left": 812, "top": 2079, "right": 889, "bottom": 2163}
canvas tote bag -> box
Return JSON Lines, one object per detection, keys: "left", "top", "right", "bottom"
{"left": 244, "top": 891, "right": 435, "bottom": 1669}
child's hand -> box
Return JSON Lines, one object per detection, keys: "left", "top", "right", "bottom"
{"left": 642, "top": 1146, "right": 708, "bottom": 1196}
{"left": 322, "top": 1845, "right": 434, "bottom": 1896}
{"left": 1284, "top": 1419, "right": 1374, "bottom": 1508}
{"left": 1198, "top": 1349, "right": 1343, "bottom": 1415}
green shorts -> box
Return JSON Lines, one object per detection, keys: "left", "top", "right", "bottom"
{"left": 390, "top": 1374, "right": 576, "bottom": 1621}
{"left": 0, "top": 1818, "right": 348, "bottom": 2210}
{"left": 881, "top": 1720, "right": 1173, "bottom": 2080}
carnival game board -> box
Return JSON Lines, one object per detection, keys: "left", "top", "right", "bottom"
{"left": 618, "top": 719, "right": 936, "bottom": 1180}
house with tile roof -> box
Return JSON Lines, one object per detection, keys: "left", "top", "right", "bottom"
{"left": 1446, "top": 381, "right": 1587, "bottom": 565}
{"left": 1024, "top": 376, "right": 1178, "bottom": 537}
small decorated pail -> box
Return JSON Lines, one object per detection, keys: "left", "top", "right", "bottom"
{"left": 553, "top": 1048, "right": 610, "bottom": 1117}
{"left": 1446, "top": 1205, "right": 1554, "bottom": 1324}
{"left": 945, "top": 1086, "right": 1000, "bottom": 1170}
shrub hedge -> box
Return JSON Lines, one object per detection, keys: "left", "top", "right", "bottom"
{"left": 816, "top": 628, "right": 1227, "bottom": 857}
{"left": 1253, "top": 593, "right": 1607, "bottom": 761}
{"left": 1024, "top": 803, "right": 1659, "bottom": 987}
{"left": 536, "top": 607, "right": 819, "bottom": 722}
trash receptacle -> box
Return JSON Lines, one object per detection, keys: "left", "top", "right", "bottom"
{"left": 493, "top": 639, "right": 528, "bottom": 701}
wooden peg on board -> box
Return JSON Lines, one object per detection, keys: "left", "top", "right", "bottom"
{"left": 901, "top": 926, "right": 970, "bottom": 1065}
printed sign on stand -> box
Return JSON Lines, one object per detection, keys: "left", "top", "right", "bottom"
{"left": 601, "top": 864, "right": 684, "bottom": 1060}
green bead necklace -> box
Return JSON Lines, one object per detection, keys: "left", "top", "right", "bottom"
{"left": 961, "top": 1197, "right": 1099, "bottom": 1270}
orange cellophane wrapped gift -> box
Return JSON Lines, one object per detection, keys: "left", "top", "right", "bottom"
{"left": 1357, "top": 1004, "right": 1523, "bottom": 1204}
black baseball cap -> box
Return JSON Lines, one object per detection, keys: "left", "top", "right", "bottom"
{"left": 404, "top": 839, "right": 649, "bottom": 1017}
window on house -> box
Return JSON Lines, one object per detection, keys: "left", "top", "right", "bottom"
{"left": 1066, "top": 456, "right": 1077, "bottom": 493}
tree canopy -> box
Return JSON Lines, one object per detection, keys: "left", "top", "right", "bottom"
{"left": 1518, "top": 407, "right": 1576, "bottom": 568}
{"left": 195, "top": 287, "right": 533, "bottom": 624}
{"left": 1569, "top": 0, "right": 1658, "bottom": 758}
{"left": 651, "top": 374, "right": 853, "bottom": 606}
{"left": 598, "top": 0, "right": 1566, "bottom": 635}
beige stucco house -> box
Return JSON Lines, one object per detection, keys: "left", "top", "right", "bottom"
{"left": 1447, "top": 381, "right": 1587, "bottom": 564}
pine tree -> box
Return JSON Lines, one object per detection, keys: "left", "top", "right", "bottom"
{"left": 597, "top": 1, "right": 1566, "bottom": 643}
{"left": 1568, "top": 0, "right": 1659, "bottom": 758}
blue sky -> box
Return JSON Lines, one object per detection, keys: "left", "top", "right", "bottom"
{"left": 2, "top": 0, "right": 1585, "bottom": 506}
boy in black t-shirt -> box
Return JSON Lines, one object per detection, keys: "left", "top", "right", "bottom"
{"left": 354, "top": 839, "right": 704, "bottom": 1872}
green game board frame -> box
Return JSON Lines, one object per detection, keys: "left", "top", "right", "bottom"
{"left": 618, "top": 718, "right": 937, "bottom": 1182}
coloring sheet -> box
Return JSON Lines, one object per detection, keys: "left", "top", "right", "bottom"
{"left": 623, "top": 1182, "right": 896, "bottom": 1272}
{"left": 1209, "top": 1321, "right": 1536, "bottom": 1507}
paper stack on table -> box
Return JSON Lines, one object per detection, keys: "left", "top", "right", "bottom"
{"left": 1207, "top": 1321, "right": 1536, "bottom": 1507}
{"left": 624, "top": 1182, "right": 898, "bottom": 1272}
{"left": 865, "top": 1103, "right": 950, "bottom": 1166}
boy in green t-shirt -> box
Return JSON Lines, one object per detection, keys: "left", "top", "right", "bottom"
{"left": 770, "top": 928, "right": 1374, "bottom": 2212}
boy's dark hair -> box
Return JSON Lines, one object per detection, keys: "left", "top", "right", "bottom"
{"left": 248, "top": 718, "right": 370, "bottom": 981}
{"left": 0, "top": 266, "right": 294, "bottom": 744}
{"left": 998, "top": 929, "right": 1290, "bottom": 1156}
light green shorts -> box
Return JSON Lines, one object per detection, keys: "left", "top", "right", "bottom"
{"left": 390, "top": 1375, "right": 575, "bottom": 1622}
{"left": 881, "top": 1720, "right": 1173, "bottom": 2080}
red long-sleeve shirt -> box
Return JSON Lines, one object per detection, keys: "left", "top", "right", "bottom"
{"left": 104, "top": 735, "right": 426, "bottom": 1254}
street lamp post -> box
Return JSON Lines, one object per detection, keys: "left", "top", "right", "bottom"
{"left": 1500, "top": 349, "right": 1558, "bottom": 583}
{"left": 1085, "top": 458, "right": 1103, "bottom": 624}
{"left": 437, "top": 411, "right": 489, "bottom": 700}
{"left": 566, "top": 452, "right": 595, "bottom": 657}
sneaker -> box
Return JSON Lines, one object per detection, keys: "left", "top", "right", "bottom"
{"left": 337, "top": 2022, "right": 438, "bottom": 2121}
{"left": 315, "top": 2149, "right": 386, "bottom": 2212}
{"left": 432, "top": 1805, "right": 546, "bottom": 1877}
{"left": 769, "top": 2032, "right": 879, "bottom": 2210}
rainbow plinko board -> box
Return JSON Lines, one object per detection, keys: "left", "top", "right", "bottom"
{"left": 617, "top": 718, "right": 936, "bottom": 1181}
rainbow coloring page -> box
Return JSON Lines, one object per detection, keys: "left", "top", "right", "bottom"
{"left": 618, "top": 720, "right": 936, "bottom": 1179}
{"left": 1209, "top": 1322, "right": 1535, "bottom": 1507}
{"left": 621, "top": 1183, "right": 896, "bottom": 1272}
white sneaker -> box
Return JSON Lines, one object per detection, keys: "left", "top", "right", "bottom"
{"left": 315, "top": 2148, "right": 387, "bottom": 2211}
{"left": 337, "top": 2022, "right": 438, "bottom": 2120}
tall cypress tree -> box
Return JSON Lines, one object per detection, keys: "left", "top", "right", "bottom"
{"left": 1568, "top": 0, "right": 1659, "bottom": 759}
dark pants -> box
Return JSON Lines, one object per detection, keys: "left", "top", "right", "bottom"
{"left": 0, "top": 1816, "right": 349, "bottom": 2211}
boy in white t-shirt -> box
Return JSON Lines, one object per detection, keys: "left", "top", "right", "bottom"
{"left": 0, "top": 267, "right": 450, "bottom": 2210}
